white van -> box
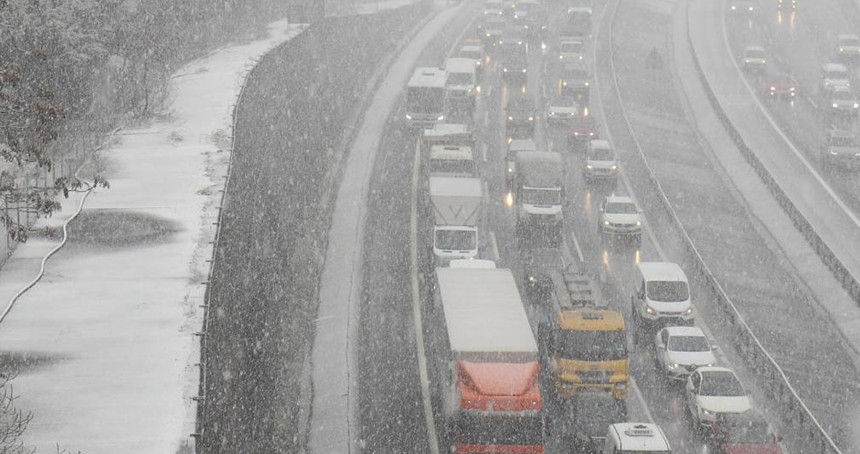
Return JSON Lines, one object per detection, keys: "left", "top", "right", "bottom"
{"left": 604, "top": 423, "right": 671, "bottom": 453}
{"left": 445, "top": 57, "right": 477, "bottom": 108}
{"left": 631, "top": 262, "right": 694, "bottom": 341}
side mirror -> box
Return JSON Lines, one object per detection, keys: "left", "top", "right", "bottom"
{"left": 711, "top": 345, "right": 719, "bottom": 352}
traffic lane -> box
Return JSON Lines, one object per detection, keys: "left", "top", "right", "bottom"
{"left": 620, "top": 0, "right": 860, "bottom": 447}
{"left": 357, "top": 4, "right": 483, "bottom": 451}
{"left": 725, "top": 19, "right": 860, "bottom": 217}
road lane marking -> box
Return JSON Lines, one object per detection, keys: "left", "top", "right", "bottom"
{"left": 618, "top": 167, "right": 667, "bottom": 260}
{"left": 569, "top": 230, "right": 585, "bottom": 264}
{"left": 481, "top": 142, "right": 488, "bottom": 163}
{"left": 410, "top": 138, "right": 441, "bottom": 454}
{"left": 629, "top": 377, "right": 656, "bottom": 423}
{"left": 489, "top": 230, "right": 500, "bottom": 262}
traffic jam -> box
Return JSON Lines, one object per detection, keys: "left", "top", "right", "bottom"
{"left": 401, "top": 0, "right": 787, "bottom": 452}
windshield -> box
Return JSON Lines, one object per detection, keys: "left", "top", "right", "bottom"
{"left": 509, "top": 98, "right": 535, "bottom": 112}
{"left": 588, "top": 148, "right": 615, "bottom": 161}
{"left": 407, "top": 87, "right": 445, "bottom": 114}
{"left": 724, "top": 420, "right": 775, "bottom": 444}
{"left": 842, "top": 38, "right": 860, "bottom": 47}
{"left": 430, "top": 159, "right": 474, "bottom": 176}
{"left": 447, "top": 73, "right": 474, "bottom": 86}
{"left": 561, "top": 42, "right": 583, "bottom": 53}
{"left": 456, "top": 412, "right": 543, "bottom": 446}
{"left": 668, "top": 335, "right": 709, "bottom": 352}
{"left": 826, "top": 69, "right": 849, "bottom": 79}
{"left": 700, "top": 371, "right": 745, "bottom": 396}
{"left": 605, "top": 202, "right": 636, "bottom": 214}
{"left": 435, "top": 229, "right": 476, "bottom": 251}
{"left": 522, "top": 188, "right": 562, "bottom": 205}
{"left": 833, "top": 91, "right": 855, "bottom": 101}
{"left": 551, "top": 96, "right": 576, "bottom": 107}
{"left": 830, "top": 136, "right": 858, "bottom": 147}
{"left": 745, "top": 49, "right": 765, "bottom": 59}
{"left": 646, "top": 281, "right": 689, "bottom": 302}
{"left": 554, "top": 330, "right": 627, "bottom": 361}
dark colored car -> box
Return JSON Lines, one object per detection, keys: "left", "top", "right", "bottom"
{"left": 502, "top": 48, "right": 529, "bottom": 83}
{"left": 568, "top": 114, "right": 599, "bottom": 149}
{"left": 505, "top": 93, "right": 536, "bottom": 137}
{"left": 521, "top": 246, "right": 565, "bottom": 299}
{"left": 708, "top": 412, "right": 783, "bottom": 454}
{"left": 762, "top": 73, "right": 797, "bottom": 100}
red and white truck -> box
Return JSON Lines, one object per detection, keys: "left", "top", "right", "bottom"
{"left": 434, "top": 263, "right": 545, "bottom": 453}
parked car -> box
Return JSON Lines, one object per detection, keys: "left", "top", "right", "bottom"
{"left": 654, "top": 326, "right": 716, "bottom": 381}
{"left": 685, "top": 367, "right": 752, "bottom": 429}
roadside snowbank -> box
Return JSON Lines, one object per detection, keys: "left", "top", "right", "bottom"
{"left": 0, "top": 19, "right": 304, "bottom": 454}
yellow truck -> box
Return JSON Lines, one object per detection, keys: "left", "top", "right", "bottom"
{"left": 548, "top": 270, "right": 629, "bottom": 401}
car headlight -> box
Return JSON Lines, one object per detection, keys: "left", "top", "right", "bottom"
{"left": 503, "top": 67, "right": 508, "bottom": 72}
{"left": 588, "top": 132, "right": 594, "bottom": 136}
{"left": 683, "top": 307, "right": 693, "bottom": 315}
{"left": 528, "top": 116, "right": 534, "bottom": 121}
{"left": 702, "top": 408, "right": 714, "bottom": 416}
{"left": 508, "top": 116, "right": 513, "bottom": 120}
{"left": 841, "top": 47, "right": 845, "bottom": 52}
{"left": 854, "top": 103, "right": 859, "bottom": 108}
{"left": 584, "top": 81, "right": 590, "bottom": 86}
{"left": 670, "top": 363, "right": 680, "bottom": 369}
{"left": 405, "top": 114, "right": 412, "bottom": 120}
{"left": 790, "top": 87, "right": 795, "bottom": 91}
{"left": 834, "top": 103, "right": 839, "bottom": 108}
{"left": 522, "top": 68, "right": 527, "bottom": 73}
{"left": 578, "top": 55, "right": 583, "bottom": 60}
{"left": 645, "top": 306, "right": 657, "bottom": 315}
{"left": 770, "top": 86, "right": 776, "bottom": 90}
{"left": 517, "top": 40, "right": 522, "bottom": 45}
{"left": 748, "top": 5, "right": 753, "bottom": 10}
{"left": 636, "top": 220, "right": 641, "bottom": 226}
{"left": 486, "top": 33, "right": 491, "bottom": 37}
{"left": 830, "top": 149, "right": 839, "bottom": 155}
{"left": 437, "top": 115, "right": 444, "bottom": 121}
{"left": 705, "top": 363, "right": 714, "bottom": 367}
{"left": 507, "top": 166, "right": 514, "bottom": 174}
{"left": 586, "top": 164, "right": 593, "bottom": 169}
{"left": 559, "top": 55, "right": 564, "bottom": 59}
{"left": 731, "top": 5, "right": 737, "bottom": 9}
{"left": 610, "top": 164, "right": 617, "bottom": 170}
{"left": 528, "top": 275, "right": 536, "bottom": 283}
{"left": 603, "top": 220, "right": 610, "bottom": 226}
{"left": 573, "top": 132, "right": 580, "bottom": 136}
{"left": 562, "top": 81, "right": 568, "bottom": 86}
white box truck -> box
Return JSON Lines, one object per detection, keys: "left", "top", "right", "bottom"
{"left": 429, "top": 176, "right": 483, "bottom": 266}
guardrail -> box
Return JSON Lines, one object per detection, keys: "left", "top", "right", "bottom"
{"left": 604, "top": 0, "right": 843, "bottom": 452}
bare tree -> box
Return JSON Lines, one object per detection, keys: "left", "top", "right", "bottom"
{"left": 0, "top": 372, "right": 33, "bottom": 454}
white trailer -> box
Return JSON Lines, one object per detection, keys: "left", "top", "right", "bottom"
{"left": 428, "top": 144, "right": 476, "bottom": 178}
{"left": 430, "top": 176, "right": 482, "bottom": 265}
{"left": 406, "top": 67, "right": 447, "bottom": 128}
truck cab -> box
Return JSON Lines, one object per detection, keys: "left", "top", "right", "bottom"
{"left": 429, "top": 145, "right": 476, "bottom": 177}
{"left": 548, "top": 271, "right": 629, "bottom": 400}
{"left": 445, "top": 58, "right": 477, "bottom": 111}
{"left": 429, "top": 177, "right": 482, "bottom": 266}
{"left": 514, "top": 151, "right": 565, "bottom": 243}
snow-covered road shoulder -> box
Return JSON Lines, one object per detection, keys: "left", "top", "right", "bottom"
{"left": 0, "top": 19, "right": 304, "bottom": 454}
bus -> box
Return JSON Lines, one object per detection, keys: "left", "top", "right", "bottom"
{"left": 406, "top": 67, "right": 447, "bottom": 128}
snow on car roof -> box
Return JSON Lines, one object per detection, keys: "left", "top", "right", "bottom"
{"left": 664, "top": 325, "right": 707, "bottom": 337}
{"left": 638, "top": 262, "right": 688, "bottom": 282}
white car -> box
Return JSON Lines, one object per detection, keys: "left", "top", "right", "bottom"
{"left": 546, "top": 95, "right": 579, "bottom": 123}
{"left": 598, "top": 195, "right": 641, "bottom": 242}
{"left": 585, "top": 139, "right": 617, "bottom": 182}
{"left": 838, "top": 34, "right": 860, "bottom": 61}
{"left": 558, "top": 40, "right": 585, "bottom": 62}
{"left": 654, "top": 326, "right": 716, "bottom": 380}
{"left": 685, "top": 367, "right": 752, "bottom": 428}
{"left": 820, "top": 63, "right": 851, "bottom": 93}
{"left": 742, "top": 45, "right": 766, "bottom": 72}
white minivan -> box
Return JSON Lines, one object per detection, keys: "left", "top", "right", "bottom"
{"left": 445, "top": 57, "right": 477, "bottom": 108}
{"left": 631, "top": 262, "right": 694, "bottom": 342}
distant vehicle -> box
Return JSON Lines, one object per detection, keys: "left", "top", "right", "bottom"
{"left": 762, "top": 73, "right": 797, "bottom": 100}
{"left": 631, "top": 262, "right": 694, "bottom": 343}
{"left": 823, "top": 85, "right": 860, "bottom": 117}
{"left": 499, "top": 26, "right": 526, "bottom": 54}
{"left": 820, "top": 129, "right": 860, "bottom": 170}
{"left": 820, "top": 63, "right": 851, "bottom": 93}
{"left": 558, "top": 62, "right": 591, "bottom": 104}
{"left": 604, "top": 423, "right": 672, "bottom": 453}
{"left": 742, "top": 45, "right": 767, "bottom": 73}
{"left": 521, "top": 246, "right": 566, "bottom": 297}
{"left": 547, "top": 95, "right": 579, "bottom": 123}
{"left": 506, "top": 138, "right": 537, "bottom": 188}
{"left": 565, "top": 6, "right": 592, "bottom": 39}
{"left": 502, "top": 48, "right": 529, "bottom": 83}
{"left": 777, "top": 0, "right": 795, "bottom": 10}
{"left": 433, "top": 266, "right": 544, "bottom": 453}
{"left": 568, "top": 395, "right": 627, "bottom": 453}
{"left": 558, "top": 39, "right": 586, "bottom": 62}
{"left": 406, "top": 67, "right": 446, "bottom": 128}
{"left": 457, "top": 44, "right": 488, "bottom": 76}
{"left": 514, "top": 151, "right": 565, "bottom": 241}
{"left": 684, "top": 367, "right": 752, "bottom": 429}
{"left": 654, "top": 326, "right": 716, "bottom": 381}
{"left": 421, "top": 123, "right": 474, "bottom": 152}
{"left": 429, "top": 176, "right": 482, "bottom": 266}
{"left": 445, "top": 58, "right": 477, "bottom": 110}
{"left": 483, "top": 0, "right": 504, "bottom": 16}
{"left": 480, "top": 18, "right": 506, "bottom": 47}
{"left": 837, "top": 34, "right": 860, "bottom": 62}
{"left": 521, "top": 3, "right": 548, "bottom": 40}
{"left": 506, "top": 94, "right": 536, "bottom": 136}
{"left": 598, "top": 195, "right": 642, "bottom": 244}
{"left": 584, "top": 139, "right": 618, "bottom": 183}
{"left": 708, "top": 411, "right": 784, "bottom": 454}
{"left": 728, "top": 0, "right": 758, "bottom": 14}
{"left": 428, "top": 144, "right": 476, "bottom": 178}
{"left": 568, "top": 114, "right": 599, "bottom": 148}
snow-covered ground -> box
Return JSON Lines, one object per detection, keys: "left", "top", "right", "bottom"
{"left": 0, "top": 20, "right": 304, "bottom": 454}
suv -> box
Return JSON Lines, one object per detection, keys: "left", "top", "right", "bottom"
{"left": 585, "top": 139, "right": 618, "bottom": 183}
{"left": 559, "top": 62, "right": 591, "bottom": 105}
{"left": 708, "top": 411, "right": 783, "bottom": 454}
{"left": 820, "top": 63, "right": 851, "bottom": 94}
{"left": 506, "top": 94, "right": 536, "bottom": 137}
{"left": 838, "top": 34, "right": 860, "bottom": 62}
{"left": 742, "top": 45, "right": 767, "bottom": 73}
{"left": 685, "top": 367, "right": 752, "bottom": 429}
{"left": 654, "top": 326, "right": 716, "bottom": 381}
{"left": 502, "top": 47, "right": 528, "bottom": 83}
{"left": 820, "top": 129, "right": 860, "bottom": 170}
{"left": 598, "top": 195, "right": 642, "bottom": 244}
